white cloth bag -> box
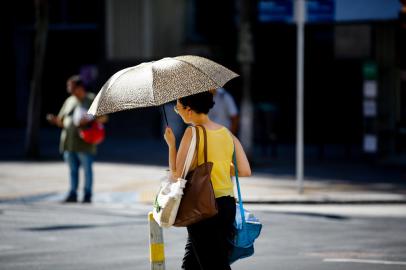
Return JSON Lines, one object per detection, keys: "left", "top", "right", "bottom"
{"left": 152, "top": 127, "right": 196, "bottom": 228}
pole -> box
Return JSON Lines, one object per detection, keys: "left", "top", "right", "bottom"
{"left": 161, "top": 106, "right": 168, "bottom": 126}
{"left": 25, "top": 0, "right": 49, "bottom": 158}
{"left": 149, "top": 212, "right": 165, "bottom": 270}
{"left": 143, "top": 0, "right": 152, "bottom": 58}
{"left": 295, "top": 0, "right": 305, "bottom": 194}
{"left": 238, "top": 0, "right": 254, "bottom": 159}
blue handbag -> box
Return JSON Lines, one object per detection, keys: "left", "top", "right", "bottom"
{"left": 229, "top": 147, "right": 262, "bottom": 264}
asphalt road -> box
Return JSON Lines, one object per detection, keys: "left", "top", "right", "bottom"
{"left": 1, "top": 202, "right": 406, "bottom": 270}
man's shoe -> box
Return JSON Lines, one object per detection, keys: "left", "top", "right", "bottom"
{"left": 63, "top": 195, "right": 77, "bottom": 203}
{"left": 82, "top": 195, "right": 92, "bottom": 204}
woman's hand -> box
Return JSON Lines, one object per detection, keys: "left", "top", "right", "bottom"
{"left": 164, "top": 126, "right": 176, "bottom": 149}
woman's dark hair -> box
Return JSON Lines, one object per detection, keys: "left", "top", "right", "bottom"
{"left": 179, "top": 91, "right": 215, "bottom": 114}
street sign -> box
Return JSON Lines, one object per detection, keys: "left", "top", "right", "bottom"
{"left": 258, "top": 0, "right": 335, "bottom": 23}
{"left": 258, "top": 0, "right": 294, "bottom": 23}
{"left": 260, "top": 0, "right": 401, "bottom": 23}
{"left": 306, "top": 0, "right": 335, "bottom": 22}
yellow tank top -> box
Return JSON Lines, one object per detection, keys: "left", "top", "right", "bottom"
{"left": 195, "top": 126, "right": 234, "bottom": 198}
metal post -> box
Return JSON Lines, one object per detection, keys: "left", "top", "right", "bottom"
{"left": 143, "top": 0, "right": 152, "bottom": 58}
{"left": 148, "top": 212, "right": 165, "bottom": 270}
{"left": 25, "top": 0, "right": 49, "bottom": 158}
{"left": 295, "top": 0, "right": 305, "bottom": 194}
{"left": 238, "top": 0, "right": 254, "bottom": 159}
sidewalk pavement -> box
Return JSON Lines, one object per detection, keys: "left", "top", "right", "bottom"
{"left": 1, "top": 161, "right": 406, "bottom": 205}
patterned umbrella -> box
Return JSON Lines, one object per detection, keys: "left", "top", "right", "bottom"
{"left": 88, "top": 55, "right": 239, "bottom": 118}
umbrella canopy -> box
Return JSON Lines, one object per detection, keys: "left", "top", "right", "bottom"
{"left": 88, "top": 55, "right": 239, "bottom": 116}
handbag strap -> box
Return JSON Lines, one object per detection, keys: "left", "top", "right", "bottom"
{"left": 195, "top": 125, "right": 208, "bottom": 164}
{"left": 195, "top": 126, "right": 200, "bottom": 165}
{"left": 232, "top": 144, "right": 246, "bottom": 226}
{"left": 180, "top": 127, "right": 197, "bottom": 179}
{"left": 194, "top": 126, "right": 200, "bottom": 166}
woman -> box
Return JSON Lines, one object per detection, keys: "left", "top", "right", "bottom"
{"left": 164, "top": 91, "right": 251, "bottom": 270}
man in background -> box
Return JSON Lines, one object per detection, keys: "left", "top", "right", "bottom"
{"left": 47, "top": 75, "right": 99, "bottom": 203}
{"left": 209, "top": 88, "right": 239, "bottom": 135}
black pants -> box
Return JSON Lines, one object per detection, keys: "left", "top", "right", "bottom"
{"left": 182, "top": 196, "right": 236, "bottom": 270}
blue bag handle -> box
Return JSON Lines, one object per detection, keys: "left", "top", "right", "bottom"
{"left": 232, "top": 145, "right": 246, "bottom": 227}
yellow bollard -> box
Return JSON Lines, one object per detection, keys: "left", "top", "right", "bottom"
{"left": 148, "top": 212, "right": 165, "bottom": 270}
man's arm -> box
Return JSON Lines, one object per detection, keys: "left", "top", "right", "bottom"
{"left": 230, "top": 115, "right": 239, "bottom": 135}
{"left": 47, "top": 98, "right": 69, "bottom": 128}
{"left": 46, "top": 114, "right": 63, "bottom": 128}
{"left": 96, "top": 115, "right": 109, "bottom": 124}
{"left": 225, "top": 93, "right": 239, "bottom": 135}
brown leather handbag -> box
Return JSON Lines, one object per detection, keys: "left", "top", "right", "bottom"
{"left": 174, "top": 125, "right": 218, "bottom": 227}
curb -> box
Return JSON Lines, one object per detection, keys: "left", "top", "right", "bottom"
{"left": 244, "top": 199, "right": 406, "bottom": 205}
{"left": 2, "top": 191, "right": 406, "bottom": 205}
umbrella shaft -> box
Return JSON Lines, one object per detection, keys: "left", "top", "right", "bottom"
{"left": 162, "top": 106, "right": 168, "bottom": 126}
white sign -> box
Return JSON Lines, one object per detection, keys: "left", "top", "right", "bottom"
{"left": 363, "top": 80, "right": 377, "bottom": 98}
{"left": 363, "top": 134, "right": 378, "bottom": 153}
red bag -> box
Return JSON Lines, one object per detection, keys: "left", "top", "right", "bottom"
{"left": 80, "top": 121, "right": 105, "bottom": 144}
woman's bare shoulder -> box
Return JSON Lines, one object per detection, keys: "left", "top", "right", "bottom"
{"left": 181, "top": 126, "right": 193, "bottom": 141}
{"left": 205, "top": 121, "right": 224, "bottom": 130}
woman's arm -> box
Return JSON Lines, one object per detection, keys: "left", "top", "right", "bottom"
{"left": 230, "top": 135, "right": 251, "bottom": 177}
{"left": 164, "top": 126, "right": 193, "bottom": 181}
{"left": 164, "top": 127, "right": 177, "bottom": 177}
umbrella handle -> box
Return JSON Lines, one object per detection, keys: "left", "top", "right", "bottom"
{"left": 161, "top": 106, "right": 169, "bottom": 126}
